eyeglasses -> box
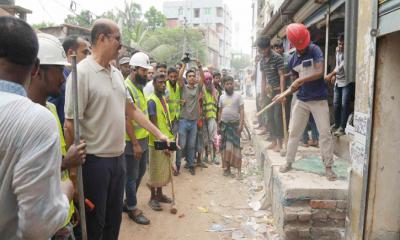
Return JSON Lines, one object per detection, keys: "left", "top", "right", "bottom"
{"left": 107, "top": 34, "right": 121, "bottom": 43}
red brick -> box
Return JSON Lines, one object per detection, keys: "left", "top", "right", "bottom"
{"left": 312, "top": 209, "right": 329, "bottom": 220}
{"left": 310, "top": 200, "right": 337, "bottom": 209}
{"left": 284, "top": 212, "right": 298, "bottom": 222}
{"left": 336, "top": 200, "right": 347, "bottom": 209}
{"left": 298, "top": 211, "right": 312, "bottom": 222}
{"left": 329, "top": 210, "right": 346, "bottom": 220}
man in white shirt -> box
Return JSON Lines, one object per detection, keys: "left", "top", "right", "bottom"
{"left": 0, "top": 16, "right": 73, "bottom": 240}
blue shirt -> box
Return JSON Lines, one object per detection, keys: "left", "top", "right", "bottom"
{"left": 48, "top": 68, "right": 70, "bottom": 126}
{"left": 0, "top": 80, "right": 27, "bottom": 96}
{"left": 288, "top": 43, "right": 327, "bottom": 102}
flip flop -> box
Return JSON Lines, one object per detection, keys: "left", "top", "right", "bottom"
{"left": 148, "top": 199, "right": 162, "bottom": 211}
{"left": 158, "top": 194, "right": 172, "bottom": 204}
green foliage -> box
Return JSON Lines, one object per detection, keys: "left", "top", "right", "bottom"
{"left": 144, "top": 6, "right": 166, "bottom": 31}
{"left": 32, "top": 22, "right": 56, "bottom": 29}
{"left": 231, "top": 54, "right": 251, "bottom": 72}
{"left": 141, "top": 27, "right": 207, "bottom": 66}
{"left": 64, "top": 10, "right": 95, "bottom": 28}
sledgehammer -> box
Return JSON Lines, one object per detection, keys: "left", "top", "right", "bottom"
{"left": 168, "top": 156, "right": 178, "bottom": 214}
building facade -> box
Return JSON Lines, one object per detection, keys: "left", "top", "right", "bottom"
{"left": 163, "top": 0, "right": 232, "bottom": 69}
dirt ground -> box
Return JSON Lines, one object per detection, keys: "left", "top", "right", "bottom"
{"left": 119, "top": 136, "right": 270, "bottom": 240}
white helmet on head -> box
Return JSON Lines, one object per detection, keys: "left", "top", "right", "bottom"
{"left": 129, "top": 52, "right": 151, "bottom": 69}
{"left": 37, "top": 33, "right": 70, "bottom": 66}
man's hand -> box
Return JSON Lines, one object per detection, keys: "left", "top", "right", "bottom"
{"left": 237, "top": 125, "right": 244, "bottom": 135}
{"left": 196, "top": 59, "right": 202, "bottom": 68}
{"left": 132, "top": 141, "right": 143, "bottom": 160}
{"left": 290, "top": 78, "right": 304, "bottom": 92}
{"left": 157, "top": 134, "right": 171, "bottom": 147}
{"left": 61, "top": 179, "right": 74, "bottom": 202}
{"left": 63, "top": 140, "right": 87, "bottom": 170}
{"left": 163, "top": 149, "right": 171, "bottom": 157}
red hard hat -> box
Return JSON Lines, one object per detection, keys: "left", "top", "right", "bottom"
{"left": 286, "top": 23, "right": 310, "bottom": 51}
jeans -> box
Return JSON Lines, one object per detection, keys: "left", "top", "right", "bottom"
{"left": 176, "top": 119, "right": 198, "bottom": 169}
{"left": 124, "top": 139, "right": 148, "bottom": 210}
{"left": 334, "top": 83, "right": 354, "bottom": 129}
{"left": 302, "top": 115, "right": 319, "bottom": 143}
{"left": 82, "top": 154, "right": 125, "bottom": 240}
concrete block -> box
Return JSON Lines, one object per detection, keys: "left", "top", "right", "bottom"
{"left": 310, "top": 227, "right": 344, "bottom": 240}
{"left": 310, "top": 200, "right": 337, "bottom": 209}
{"left": 298, "top": 228, "right": 311, "bottom": 238}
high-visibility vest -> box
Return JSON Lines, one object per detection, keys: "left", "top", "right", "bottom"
{"left": 147, "top": 94, "right": 174, "bottom": 147}
{"left": 125, "top": 78, "right": 149, "bottom": 140}
{"left": 166, "top": 80, "right": 180, "bottom": 121}
{"left": 46, "top": 102, "right": 74, "bottom": 227}
{"left": 203, "top": 90, "right": 217, "bottom": 119}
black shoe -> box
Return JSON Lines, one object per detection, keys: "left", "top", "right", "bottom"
{"left": 189, "top": 167, "right": 195, "bottom": 175}
{"left": 128, "top": 210, "right": 150, "bottom": 225}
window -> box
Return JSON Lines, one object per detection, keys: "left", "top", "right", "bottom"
{"left": 194, "top": 8, "right": 200, "bottom": 18}
{"left": 216, "top": 7, "right": 223, "bottom": 17}
{"left": 178, "top": 7, "right": 183, "bottom": 15}
{"left": 204, "top": 7, "right": 211, "bottom": 15}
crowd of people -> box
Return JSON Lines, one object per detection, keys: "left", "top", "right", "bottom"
{"left": 0, "top": 16, "right": 245, "bottom": 240}
{"left": 252, "top": 23, "right": 355, "bottom": 180}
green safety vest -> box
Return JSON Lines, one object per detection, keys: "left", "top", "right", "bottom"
{"left": 125, "top": 78, "right": 149, "bottom": 141}
{"left": 46, "top": 102, "right": 74, "bottom": 227}
{"left": 166, "top": 80, "right": 181, "bottom": 121}
{"left": 147, "top": 94, "right": 174, "bottom": 147}
{"left": 203, "top": 90, "right": 217, "bottom": 119}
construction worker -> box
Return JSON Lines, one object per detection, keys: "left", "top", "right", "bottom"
{"left": 123, "top": 52, "right": 152, "bottom": 225}
{"left": 28, "top": 32, "right": 87, "bottom": 239}
{"left": 147, "top": 73, "right": 176, "bottom": 211}
{"left": 165, "top": 67, "right": 181, "bottom": 135}
{"left": 48, "top": 35, "right": 90, "bottom": 127}
{"left": 0, "top": 16, "right": 72, "bottom": 239}
{"left": 273, "top": 23, "right": 336, "bottom": 181}
{"left": 118, "top": 56, "right": 131, "bottom": 79}
{"left": 202, "top": 72, "right": 219, "bottom": 165}
{"left": 64, "top": 19, "right": 169, "bottom": 239}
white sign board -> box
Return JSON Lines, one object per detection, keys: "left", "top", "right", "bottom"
{"left": 350, "top": 112, "right": 369, "bottom": 175}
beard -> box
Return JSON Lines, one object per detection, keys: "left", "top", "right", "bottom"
{"left": 136, "top": 74, "right": 147, "bottom": 86}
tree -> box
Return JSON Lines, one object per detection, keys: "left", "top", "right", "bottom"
{"left": 231, "top": 54, "right": 251, "bottom": 72}
{"left": 32, "top": 22, "right": 56, "bottom": 29}
{"left": 118, "top": 1, "right": 142, "bottom": 30}
{"left": 144, "top": 6, "right": 166, "bottom": 31}
{"left": 140, "top": 27, "right": 207, "bottom": 66}
{"left": 64, "top": 10, "right": 95, "bottom": 28}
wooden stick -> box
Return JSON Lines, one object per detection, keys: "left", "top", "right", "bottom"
{"left": 71, "top": 55, "right": 87, "bottom": 240}
{"left": 256, "top": 88, "right": 292, "bottom": 116}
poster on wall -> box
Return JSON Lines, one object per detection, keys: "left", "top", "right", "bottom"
{"left": 350, "top": 112, "right": 369, "bottom": 175}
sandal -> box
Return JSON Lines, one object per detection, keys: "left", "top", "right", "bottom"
{"left": 148, "top": 199, "right": 162, "bottom": 211}
{"left": 326, "top": 168, "right": 337, "bottom": 181}
{"left": 158, "top": 194, "right": 172, "bottom": 203}
{"left": 279, "top": 163, "right": 292, "bottom": 173}
{"left": 223, "top": 169, "right": 231, "bottom": 176}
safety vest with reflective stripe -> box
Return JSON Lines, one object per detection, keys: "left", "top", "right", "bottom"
{"left": 46, "top": 102, "right": 74, "bottom": 227}
{"left": 166, "top": 80, "right": 180, "bottom": 121}
{"left": 147, "top": 94, "right": 174, "bottom": 147}
{"left": 203, "top": 90, "right": 217, "bottom": 119}
{"left": 125, "top": 78, "right": 149, "bottom": 140}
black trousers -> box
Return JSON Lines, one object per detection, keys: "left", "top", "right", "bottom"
{"left": 82, "top": 154, "right": 125, "bottom": 240}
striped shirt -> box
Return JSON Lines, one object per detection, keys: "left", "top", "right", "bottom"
{"left": 260, "top": 50, "right": 284, "bottom": 88}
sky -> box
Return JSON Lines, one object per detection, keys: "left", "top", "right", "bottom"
{"left": 16, "top": 0, "right": 252, "bottom": 54}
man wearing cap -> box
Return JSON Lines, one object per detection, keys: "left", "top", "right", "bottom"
{"left": 118, "top": 56, "right": 130, "bottom": 79}
{"left": 28, "top": 33, "right": 87, "bottom": 239}
{"left": 274, "top": 23, "right": 336, "bottom": 181}
{"left": 123, "top": 52, "right": 152, "bottom": 225}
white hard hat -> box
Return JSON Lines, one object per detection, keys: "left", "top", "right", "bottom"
{"left": 37, "top": 33, "right": 70, "bottom": 66}
{"left": 129, "top": 52, "right": 151, "bottom": 69}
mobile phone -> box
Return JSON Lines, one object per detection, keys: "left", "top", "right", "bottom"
{"left": 302, "top": 59, "right": 313, "bottom": 68}
{"left": 154, "top": 140, "right": 178, "bottom": 151}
